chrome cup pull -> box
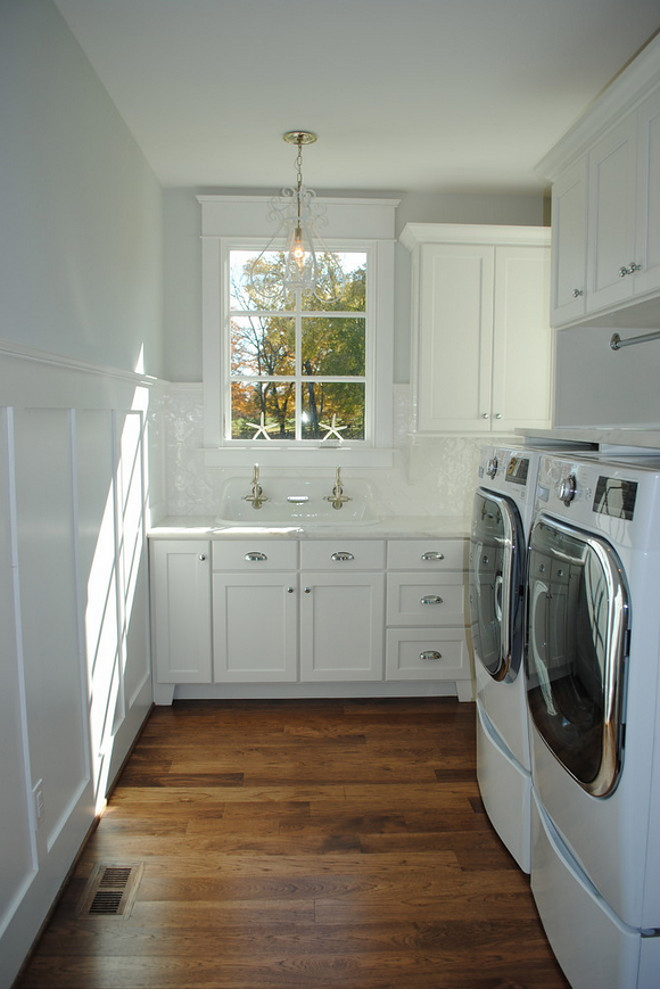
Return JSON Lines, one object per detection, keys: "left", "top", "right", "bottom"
{"left": 420, "top": 595, "right": 443, "bottom": 606}
{"left": 421, "top": 551, "right": 444, "bottom": 561}
{"left": 330, "top": 551, "right": 355, "bottom": 562}
{"left": 419, "top": 650, "right": 442, "bottom": 661}
{"left": 245, "top": 551, "right": 267, "bottom": 562}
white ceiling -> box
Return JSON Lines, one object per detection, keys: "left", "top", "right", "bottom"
{"left": 54, "top": 0, "right": 660, "bottom": 195}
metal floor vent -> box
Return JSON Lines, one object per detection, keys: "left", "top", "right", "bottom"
{"left": 77, "top": 863, "right": 143, "bottom": 919}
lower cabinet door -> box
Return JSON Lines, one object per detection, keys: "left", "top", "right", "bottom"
{"left": 151, "top": 539, "right": 212, "bottom": 683}
{"left": 385, "top": 628, "right": 469, "bottom": 680}
{"left": 212, "top": 573, "right": 298, "bottom": 681}
{"left": 300, "top": 572, "right": 385, "bottom": 681}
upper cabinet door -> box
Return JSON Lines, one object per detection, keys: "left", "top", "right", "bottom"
{"left": 491, "top": 245, "right": 552, "bottom": 433}
{"left": 586, "top": 115, "right": 638, "bottom": 312}
{"left": 550, "top": 159, "right": 587, "bottom": 326}
{"left": 635, "top": 85, "right": 660, "bottom": 298}
{"left": 416, "top": 244, "right": 495, "bottom": 433}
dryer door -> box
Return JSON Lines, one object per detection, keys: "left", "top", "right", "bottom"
{"left": 469, "top": 489, "right": 525, "bottom": 682}
{"left": 526, "top": 514, "right": 630, "bottom": 797}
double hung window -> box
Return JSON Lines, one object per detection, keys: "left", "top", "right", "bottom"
{"left": 228, "top": 248, "right": 368, "bottom": 443}
{"left": 199, "top": 195, "right": 397, "bottom": 467}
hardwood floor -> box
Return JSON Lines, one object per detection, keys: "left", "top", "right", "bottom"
{"left": 16, "top": 698, "right": 569, "bottom": 989}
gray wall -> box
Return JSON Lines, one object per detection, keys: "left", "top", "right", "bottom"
{"left": 0, "top": 0, "right": 164, "bottom": 376}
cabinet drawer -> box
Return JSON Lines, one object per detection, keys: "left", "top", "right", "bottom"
{"left": 387, "top": 573, "right": 466, "bottom": 626}
{"left": 300, "top": 539, "right": 385, "bottom": 570}
{"left": 387, "top": 538, "right": 466, "bottom": 571}
{"left": 212, "top": 540, "right": 298, "bottom": 571}
{"left": 385, "top": 628, "right": 469, "bottom": 680}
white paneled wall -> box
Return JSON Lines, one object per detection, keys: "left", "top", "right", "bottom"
{"left": 0, "top": 345, "right": 156, "bottom": 987}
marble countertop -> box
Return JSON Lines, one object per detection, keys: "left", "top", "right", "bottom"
{"left": 148, "top": 515, "right": 471, "bottom": 540}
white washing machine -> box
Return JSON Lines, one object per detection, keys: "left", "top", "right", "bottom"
{"left": 469, "top": 443, "right": 582, "bottom": 872}
{"left": 526, "top": 452, "right": 660, "bottom": 988}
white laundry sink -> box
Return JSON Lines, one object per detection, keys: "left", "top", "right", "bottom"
{"left": 215, "top": 474, "right": 382, "bottom": 527}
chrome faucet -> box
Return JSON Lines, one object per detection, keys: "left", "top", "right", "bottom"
{"left": 243, "top": 464, "right": 269, "bottom": 510}
{"left": 325, "top": 467, "right": 351, "bottom": 511}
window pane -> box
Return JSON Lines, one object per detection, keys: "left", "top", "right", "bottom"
{"left": 301, "top": 318, "right": 365, "bottom": 376}
{"left": 230, "top": 382, "right": 296, "bottom": 440}
{"left": 230, "top": 250, "right": 293, "bottom": 312}
{"left": 301, "top": 383, "right": 365, "bottom": 440}
{"left": 302, "top": 252, "right": 367, "bottom": 312}
{"left": 230, "top": 316, "right": 295, "bottom": 376}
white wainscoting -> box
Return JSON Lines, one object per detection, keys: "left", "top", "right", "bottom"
{"left": 0, "top": 341, "right": 159, "bottom": 986}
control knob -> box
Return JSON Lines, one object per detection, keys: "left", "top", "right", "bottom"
{"left": 558, "top": 473, "right": 577, "bottom": 506}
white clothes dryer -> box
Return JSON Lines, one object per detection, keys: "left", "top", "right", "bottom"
{"left": 469, "top": 443, "right": 583, "bottom": 872}
{"left": 526, "top": 452, "right": 660, "bottom": 989}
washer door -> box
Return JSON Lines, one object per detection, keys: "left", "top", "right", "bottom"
{"left": 525, "top": 514, "right": 630, "bottom": 797}
{"left": 469, "top": 489, "right": 525, "bottom": 682}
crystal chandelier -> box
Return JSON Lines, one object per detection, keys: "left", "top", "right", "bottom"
{"left": 248, "top": 130, "right": 340, "bottom": 305}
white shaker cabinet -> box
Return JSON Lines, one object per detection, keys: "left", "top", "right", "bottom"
{"left": 150, "top": 539, "right": 212, "bottom": 687}
{"left": 401, "top": 224, "right": 552, "bottom": 434}
{"left": 385, "top": 538, "right": 472, "bottom": 701}
{"left": 299, "top": 540, "right": 386, "bottom": 682}
{"left": 149, "top": 532, "right": 471, "bottom": 701}
{"left": 538, "top": 34, "right": 660, "bottom": 328}
{"left": 549, "top": 158, "right": 588, "bottom": 325}
{"left": 586, "top": 115, "right": 639, "bottom": 314}
{"left": 211, "top": 540, "right": 298, "bottom": 682}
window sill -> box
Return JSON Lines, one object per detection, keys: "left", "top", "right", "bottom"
{"left": 202, "top": 446, "right": 395, "bottom": 469}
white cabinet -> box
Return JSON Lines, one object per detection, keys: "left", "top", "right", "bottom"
{"left": 549, "top": 158, "right": 588, "bottom": 325}
{"left": 385, "top": 538, "right": 472, "bottom": 700}
{"left": 150, "top": 539, "right": 212, "bottom": 685}
{"left": 539, "top": 35, "right": 660, "bottom": 328}
{"left": 212, "top": 540, "right": 298, "bottom": 682}
{"left": 299, "top": 540, "right": 385, "bottom": 681}
{"left": 401, "top": 224, "right": 552, "bottom": 434}
{"left": 586, "top": 115, "right": 638, "bottom": 313}
{"left": 150, "top": 533, "right": 473, "bottom": 700}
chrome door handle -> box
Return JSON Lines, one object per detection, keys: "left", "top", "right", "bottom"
{"left": 421, "top": 551, "right": 444, "bottom": 561}
{"left": 419, "top": 651, "right": 442, "bottom": 661}
{"left": 420, "top": 595, "right": 443, "bottom": 605}
{"left": 245, "top": 551, "right": 267, "bottom": 562}
{"left": 330, "top": 551, "right": 354, "bottom": 562}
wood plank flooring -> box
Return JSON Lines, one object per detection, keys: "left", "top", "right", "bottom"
{"left": 16, "top": 698, "right": 569, "bottom": 989}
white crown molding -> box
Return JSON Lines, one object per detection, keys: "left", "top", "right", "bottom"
{"left": 399, "top": 222, "right": 550, "bottom": 250}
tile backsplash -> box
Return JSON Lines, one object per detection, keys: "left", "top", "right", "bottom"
{"left": 159, "top": 382, "right": 487, "bottom": 520}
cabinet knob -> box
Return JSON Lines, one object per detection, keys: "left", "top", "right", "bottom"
{"left": 572, "top": 288, "right": 584, "bottom": 298}
{"left": 419, "top": 650, "right": 442, "bottom": 661}
{"left": 198, "top": 554, "right": 207, "bottom": 561}
{"left": 619, "top": 261, "right": 642, "bottom": 278}
{"left": 494, "top": 413, "right": 502, "bottom": 420}
{"left": 481, "top": 412, "right": 490, "bottom": 420}
{"left": 287, "top": 586, "right": 295, "bottom": 594}
{"left": 304, "top": 586, "right": 312, "bottom": 594}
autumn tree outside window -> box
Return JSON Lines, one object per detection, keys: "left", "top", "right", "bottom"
{"left": 228, "top": 249, "right": 368, "bottom": 443}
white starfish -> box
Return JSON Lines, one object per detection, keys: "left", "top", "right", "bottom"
{"left": 320, "top": 414, "right": 346, "bottom": 442}
{"left": 246, "top": 412, "right": 277, "bottom": 440}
